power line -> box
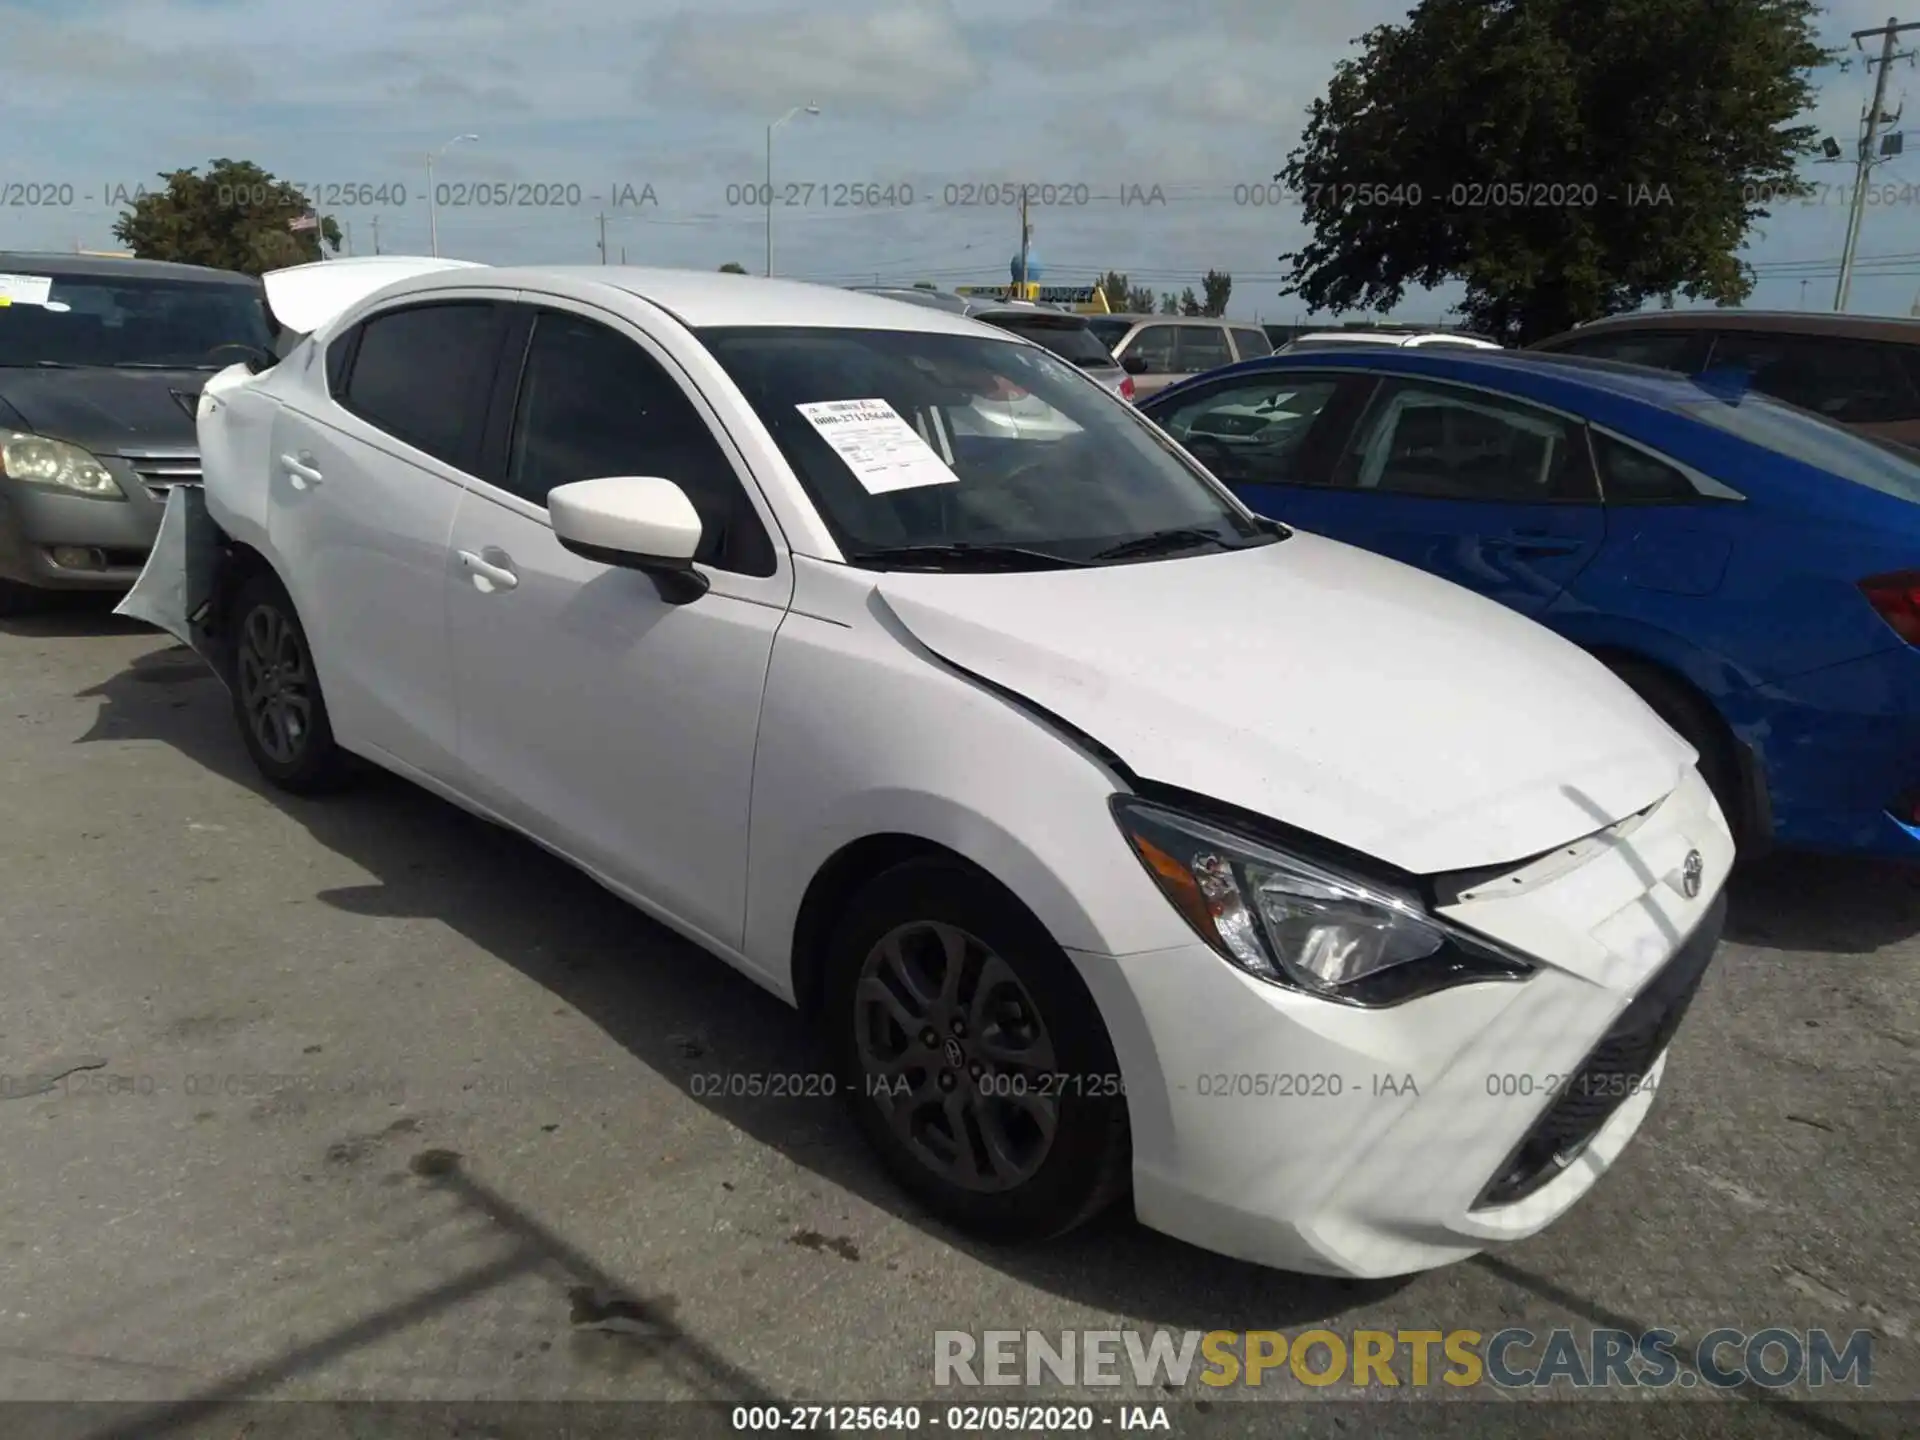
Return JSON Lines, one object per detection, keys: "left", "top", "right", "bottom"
{"left": 1833, "top": 16, "right": 1920, "bottom": 308}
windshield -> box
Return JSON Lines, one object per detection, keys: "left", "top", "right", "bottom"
{"left": 699, "top": 325, "right": 1277, "bottom": 569}
{"left": 979, "top": 315, "right": 1118, "bottom": 368}
{"left": 0, "top": 271, "right": 274, "bottom": 369}
{"left": 1679, "top": 390, "right": 1920, "bottom": 502}
{"left": 1087, "top": 318, "right": 1132, "bottom": 349}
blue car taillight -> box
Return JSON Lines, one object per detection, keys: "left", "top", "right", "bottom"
{"left": 1859, "top": 571, "right": 1920, "bottom": 646}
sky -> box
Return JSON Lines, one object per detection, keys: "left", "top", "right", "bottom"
{"left": 4, "top": 0, "right": 1920, "bottom": 322}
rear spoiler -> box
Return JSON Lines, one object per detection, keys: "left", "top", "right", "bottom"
{"left": 262, "top": 255, "right": 486, "bottom": 336}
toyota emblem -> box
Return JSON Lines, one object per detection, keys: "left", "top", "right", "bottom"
{"left": 942, "top": 1037, "right": 965, "bottom": 1068}
{"left": 1681, "top": 850, "right": 1703, "bottom": 899}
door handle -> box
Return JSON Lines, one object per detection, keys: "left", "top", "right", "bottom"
{"left": 1486, "top": 531, "right": 1585, "bottom": 558}
{"left": 279, "top": 452, "right": 323, "bottom": 489}
{"left": 457, "top": 548, "right": 519, "bottom": 592}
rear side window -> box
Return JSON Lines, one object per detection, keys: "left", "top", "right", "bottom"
{"left": 336, "top": 302, "right": 503, "bottom": 469}
{"left": 1705, "top": 332, "right": 1920, "bottom": 424}
{"left": 986, "top": 317, "right": 1115, "bottom": 367}
{"left": 1590, "top": 431, "right": 1702, "bottom": 503}
{"left": 1681, "top": 392, "right": 1920, "bottom": 501}
{"left": 1230, "top": 327, "right": 1274, "bottom": 359}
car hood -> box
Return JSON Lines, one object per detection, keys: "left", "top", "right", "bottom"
{"left": 0, "top": 367, "right": 204, "bottom": 452}
{"left": 871, "top": 533, "right": 1692, "bottom": 874}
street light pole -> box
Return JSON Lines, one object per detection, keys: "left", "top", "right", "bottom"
{"left": 765, "top": 104, "right": 819, "bottom": 276}
{"left": 426, "top": 132, "right": 479, "bottom": 258}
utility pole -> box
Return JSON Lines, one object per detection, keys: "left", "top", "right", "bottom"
{"left": 1836, "top": 17, "right": 1919, "bottom": 310}
{"left": 1016, "top": 185, "right": 1032, "bottom": 300}
{"left": 341, "top": 221, "right": 353, "bottom": 257}
{"left": 620, "top": 245, "right": 627, "bottom": 264}
{"left": 597, "top": 212, "right": 607, "bottom": 264}
{"left": 370, "top": 215, "right": 381, "bottom": 255}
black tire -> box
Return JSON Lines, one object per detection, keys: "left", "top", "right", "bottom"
{"left": 823, "top": 857, "right": 1130, "bottom": 1242}
{"left": 228, "top": 570, "right": 350, "bottom": 794}
{"left": 1606, "top": 657, "right": 1750, "bottom": 849}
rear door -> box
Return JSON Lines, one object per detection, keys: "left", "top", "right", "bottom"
{"left": 1173, "top": 324, "right": 1234, "bottom": 380}
{"left": 269, "top": 296, "right": 509, "bottom": 778}
{"left": 1279, "top": 377, "right": 1607, "bottom": 617}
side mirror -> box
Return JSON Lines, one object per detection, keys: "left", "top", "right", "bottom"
{"left": 1122, "top": 353, "right": 1150, "bottom": 375}
{"left": 548, "top": 476, "right": 711, "bottom": 605}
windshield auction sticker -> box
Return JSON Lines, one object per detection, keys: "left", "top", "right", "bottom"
{"left": 0, "top": 273, "right": 54, "bottom": 307}
{"left": 796, "top": 398, "right": 960, "bottom": 495}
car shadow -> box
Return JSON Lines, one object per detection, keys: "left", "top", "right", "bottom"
{"left": 0, "top": 591, "right": 154, "bottom": 639}
{"left": 73, "top": 646, "right": 1410, "bottom": 1332}
{"left": 1724, "top": 848, "right": 1920, "bottom": 953}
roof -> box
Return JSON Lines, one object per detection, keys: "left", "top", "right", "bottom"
{"left": 397, "top": 265, "right": 1002, "bottom": 335}
{"left": 0, "top": 251, "right": 260, "bottom": 284}
{"left": 1092, "top": 313, "right": 1243, "bottom": 327}
{"left": 1153, "top": 344, "right": 1742, "bottom": 416}
{"left": 1550, "top": 308, "right": 1920, "bottom": 340}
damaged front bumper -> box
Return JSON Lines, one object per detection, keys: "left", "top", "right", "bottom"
{"left": 113, "top": 485, "right": 230, "bottom": 689}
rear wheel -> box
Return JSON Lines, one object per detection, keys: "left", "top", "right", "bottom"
{"left": 229, "top": 571, "right": 349, "bottom": 794}
{"left": 823, "top": 858, "right": 1130, "bottom": 1241}
{"left": 1605, "top": 657, "right": 1750, "bottom": 849}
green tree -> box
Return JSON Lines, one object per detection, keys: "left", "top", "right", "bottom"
{"left": 718, "top": 261, "right": 749, "bottom": 273}
{"left": 1096, "top": 270, "right": 1131, "bottom": 310}
{"left": 912, "top": 280, "right": 938, "bottom": 289}
{"left": 1178, "top": 287, "right": 1203, "bottom": 316}
{"left": 1158, "top": 292, "right": 1179, "bottom": 314}
{"left": 1201, "top": 270, "right": 1232, "bottom": 316}
{"left": 113, "top": 160, "right": 342, "bottom": 275}
{"left": 1127, "top": 285, "right": 1155, "bottom": 311}
{"left": 1275, "top": 0, "right": 1825, "bottom": 344}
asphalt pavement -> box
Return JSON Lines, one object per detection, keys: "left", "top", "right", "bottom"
{"left": 0, "top": 598, "right": 1913, "bottom": 1439}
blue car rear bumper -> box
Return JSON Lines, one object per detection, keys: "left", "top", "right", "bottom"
{"left": 1725, "top": 643, "right": 1920, "bottom": 858}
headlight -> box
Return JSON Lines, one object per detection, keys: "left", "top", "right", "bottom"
{"left": 1112, "top": 797, "right": 1534, "bottom": 1006}
{"left": 0, "top": 432, "right": 123, "bottom": 497}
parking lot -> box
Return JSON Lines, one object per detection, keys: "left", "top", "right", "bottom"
{"left": 0, "top": 599, "right": 1914, "bottom": 1437}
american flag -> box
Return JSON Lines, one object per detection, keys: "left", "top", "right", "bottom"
{"left": 288, "top": 212, "right": 318, "bottom": 233}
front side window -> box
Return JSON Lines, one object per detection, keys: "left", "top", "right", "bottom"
{"left": 1155, "top": 376, "right": 1344, "bottom": 486}
{"left": 505, "top": 310, "right": 774, "bottom": 574}
{"left": 1705, "top": 332, "right": 1920, "bottom": 424}
{"left": 1551, "top": 330, "right": 1698, "bottom": 371}
{"left": 1336, "top": 381, "right": 1598, "bottom": 501}
{"left": 1174, "top": 326, "right": 1233, "bottom": 374}
{"left": 0, "top": 272, "right": 274, "bottom": 369}
{"left": 337, "top": 302, "right": 503, "bottom": 468}
{"left": 1123, "top": 325, "right": 1180, "bottom": 373}
{"left": 699, "top": 325, "right": 1277, "bottom": 569}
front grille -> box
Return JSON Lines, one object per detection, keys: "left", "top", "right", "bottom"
{"left": 119, "top": 450, "right": 201, "bottom": 503}
{"left": 1473, "top": 890, "right": 1727, "bottom": 1210}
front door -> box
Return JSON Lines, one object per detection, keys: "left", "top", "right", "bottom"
{"left": 443, "top": 301, "right": 792, "bottom": 949}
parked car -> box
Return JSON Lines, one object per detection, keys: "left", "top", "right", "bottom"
{"left": 966, "top": 306, "right": 1135, "bottom": 402}
{"left": 126, "top": 261, "right": 1730, "bottom": 1279}
{"left": 1529, "top": 310, "right": 1920, "bottom": 447}
{"left": 1142, "top": 345, "right": 1920, "bottom": 859}
{"left": 848, "top": 285, "right": 972, "bottom": 315}
{"left": 1085, "top": 315, "right": 1273, "bottom": 400}
{"left": 0, "top": 252, "right": 277, "bottom": 613}
{"left": 1283, "top": 329, "right": 1501, "bottom": 353}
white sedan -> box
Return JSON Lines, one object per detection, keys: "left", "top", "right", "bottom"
{"left": 125, "top": 260, "right": 1732, "bottom": 1278}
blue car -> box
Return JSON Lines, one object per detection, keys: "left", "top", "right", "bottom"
{"left": 1140, "top": 347, "right": 1920, "bottom": 860}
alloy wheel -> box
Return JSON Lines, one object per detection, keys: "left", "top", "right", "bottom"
{"left": 235, "top": 602, "right": 313, "bottom": 766}
{"left": 853, "top": 921, "right": 1060, "bottom": 1192}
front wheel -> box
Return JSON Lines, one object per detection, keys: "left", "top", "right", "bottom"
{"left": 229, "top": 571, "right": 349, "bottom": 793}
{"left": 824, "top": 858, "right": 1130, "bottom": 1240}
{"left": 1606, "top": 657, "right": 1751, "bottom": 850}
